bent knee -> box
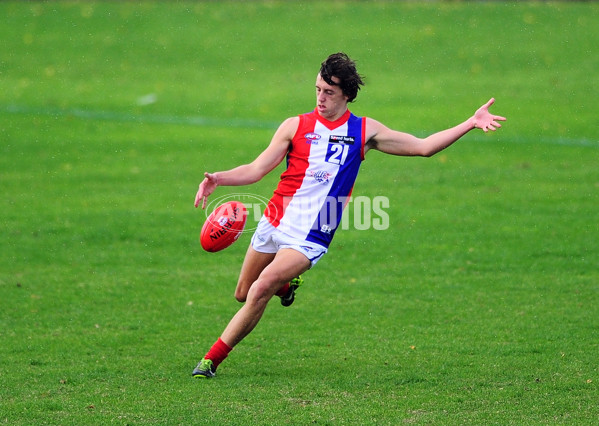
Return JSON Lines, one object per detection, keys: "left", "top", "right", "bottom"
{"left": 246, "top": 276, "right": 285, "bottom": 302}
{"left": 234, "top": 277, "right": 253, "bottom": 302}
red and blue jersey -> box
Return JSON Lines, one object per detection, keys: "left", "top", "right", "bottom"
{"left": 264, "top": 108, "right": 366, "bottom": 248}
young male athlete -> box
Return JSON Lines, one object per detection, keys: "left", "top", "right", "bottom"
{"left": 192, "top": 52, "right": 506, "bottom": 378}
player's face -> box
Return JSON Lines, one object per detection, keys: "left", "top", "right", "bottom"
{"left": 315, "top": 73, "right": 349, "bottom": 121}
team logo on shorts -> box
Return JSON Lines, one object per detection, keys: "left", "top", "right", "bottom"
{"left": 310, "top": 170, "right": 332, "bottom": 185}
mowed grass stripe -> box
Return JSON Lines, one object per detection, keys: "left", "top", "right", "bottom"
{"left": 3, "top": 103, "right": 597, "bottom": 148}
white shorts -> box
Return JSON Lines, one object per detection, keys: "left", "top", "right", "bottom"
{"left": 251, "top": 217, "right": 328, "bottom": 268}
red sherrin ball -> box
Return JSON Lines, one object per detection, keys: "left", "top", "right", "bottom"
{"left": 200, "top": 201, "right": 247, "bottom": 252}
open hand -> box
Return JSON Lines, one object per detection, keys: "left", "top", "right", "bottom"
{"left": 473, "top": 98, "right": 506, "bottom": 132}
{"left": 194, "top": 172, "right": 218, "bottom": 209}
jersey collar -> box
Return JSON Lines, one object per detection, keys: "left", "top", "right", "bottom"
{"left": 314, "top": 108, "right": 351, "bottom": 130}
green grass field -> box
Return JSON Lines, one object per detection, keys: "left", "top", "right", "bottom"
{"left": 1, "top": 1, "right": 598, "bottom": 424}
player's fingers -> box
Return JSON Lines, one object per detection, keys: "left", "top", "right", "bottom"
{"left": 194, "top": 184, "right": 203, "bottom": 208}
{"left": 494, "top": 115, "right": 507, "bottom": 121}
{"left": 483, "top": 97, "right": 495, "bottom": 109}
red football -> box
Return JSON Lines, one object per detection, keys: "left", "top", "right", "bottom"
{"left": 200, "top": 201, "right": 247, "bottom": 252}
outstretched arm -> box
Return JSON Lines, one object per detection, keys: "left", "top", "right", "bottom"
{"left": 194, "top": 117, "right": 299, "bottom": 209}
{"left": 365, "top": 98, "right": 506, "bottom": 157}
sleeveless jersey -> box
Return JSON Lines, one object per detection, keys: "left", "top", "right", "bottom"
{"left": 264, "top": 108, "right": 366, "bottom": 248}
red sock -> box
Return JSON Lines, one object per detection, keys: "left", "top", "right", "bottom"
{"left": 275, "top": 282, "right": 290, "bottom": 297}
{"left": 204, "top": 338, "right": 233, "bottom": 369}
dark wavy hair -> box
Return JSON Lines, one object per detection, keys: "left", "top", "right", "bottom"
{"left": 319, "top": 52, "right": 365, "bottom": 102}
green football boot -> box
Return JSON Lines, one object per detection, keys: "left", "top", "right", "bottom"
{"left": 280, "top": 275, "right": 304, "bottom": 307}
{"left": 192, "top": 358, "right": 216, "bottom": 378}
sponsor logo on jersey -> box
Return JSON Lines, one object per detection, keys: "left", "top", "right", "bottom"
{"left": 329, "top": 135, "right": 355, "bottom": 144}
{"left": 310, "top": 170, "right": 332, "bottom": 185}
{"left": 304, "top": 132, "right": 321, "bottom": 144}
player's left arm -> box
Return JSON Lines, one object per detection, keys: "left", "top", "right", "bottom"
{"left": 365, "top": 98, "right": 506, "bottom": 157}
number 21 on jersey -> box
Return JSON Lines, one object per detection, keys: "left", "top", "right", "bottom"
{"left": 325, "top": 143, "right": 349, "bottom": 166}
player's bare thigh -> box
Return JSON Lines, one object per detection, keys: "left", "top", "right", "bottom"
{"left": 235, "top": 246, "right": 311, "bottom": 303}
{"left": 245, "top": 248, "right": 311, "bottom": 304}
{"left": 235, "top": 245, "right": 276, "bottom": 302}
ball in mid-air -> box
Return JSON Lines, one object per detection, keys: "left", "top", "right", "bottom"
{"left": 200, "top": 201, "right": 247, "bottom": 252}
